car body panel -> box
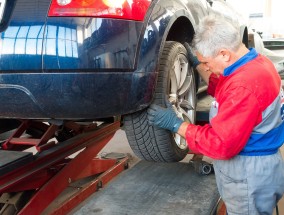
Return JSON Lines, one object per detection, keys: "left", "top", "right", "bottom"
{"left": 0, "top": 72, "right": 156, "bottom": 119}
{"left": 43, "top": 18, "right": 143, "bottom": 70}
{"left": 136, "top": 0, "right": 208, "bottom": 70}
{"left": 0, "top": 0, "right": 46, "bottom": 71}
{"left": 0, "top": 0, "right": 246, "bottom": 119}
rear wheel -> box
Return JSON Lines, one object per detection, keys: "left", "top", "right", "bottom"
{"left": 124, "top": 41, "right": 196, "bottom": 162}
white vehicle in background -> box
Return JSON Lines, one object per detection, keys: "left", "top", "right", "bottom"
{"left": 250, "top": 31, "right": 284, "bottom": 80}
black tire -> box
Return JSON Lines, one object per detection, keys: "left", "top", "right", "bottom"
{"left": 124, "top": 41, "right": 196, "bottom": 162}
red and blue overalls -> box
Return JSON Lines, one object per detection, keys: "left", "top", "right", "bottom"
{"left": 186, "top": 48, "right": 284, "bottom": 159}
{"left": 185, "top": 48, "right": 284, "bottom": 214}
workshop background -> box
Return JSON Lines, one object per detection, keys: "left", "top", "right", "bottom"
{"left": 228, "top": 0, "right": 284, "bottom": 39}
{"left": 1, "top": 0, "right": 283, "bottom": 214}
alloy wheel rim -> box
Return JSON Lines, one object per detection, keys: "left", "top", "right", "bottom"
{"left": 168, "top": 53, "right": 195, "bottom": 150}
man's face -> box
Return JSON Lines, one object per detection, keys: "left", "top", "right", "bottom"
{"left": 196, "top": 50, "right": 229, "bottom": 76}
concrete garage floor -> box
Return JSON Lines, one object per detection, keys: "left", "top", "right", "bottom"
{"left": 71, "top": 129, "right": 284, "bottom": 215}
{"left": 71, "top": 129, "right": 220, "bottom": 215}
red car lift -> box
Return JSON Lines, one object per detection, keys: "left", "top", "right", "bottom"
{"left": 0, "top": 119, "right": 128, "bottom": 214}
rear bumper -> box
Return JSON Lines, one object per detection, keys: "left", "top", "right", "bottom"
{"left": 0, "top": 16, "right": 153, "bottom": 119}
{"left": 0, "top": 71, "right": 157, "bottom": 119}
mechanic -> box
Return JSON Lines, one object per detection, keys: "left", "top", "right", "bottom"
{"left": 148, "top": 16, "right": 284, "bottom": 215}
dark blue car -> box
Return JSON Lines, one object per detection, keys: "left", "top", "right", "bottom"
{"left": 0, "top": 0, "right": 248, "bottom": 161}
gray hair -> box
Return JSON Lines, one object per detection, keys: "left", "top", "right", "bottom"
{"left": 193, "top": 15, "right": 242, "bottom": 57}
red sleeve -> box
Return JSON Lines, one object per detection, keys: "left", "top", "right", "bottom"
{"left": 186, "top": 87, "right": 261, "bottom": 160}
{"left": 207, "top": 73, "right": 219, "bottom": 97}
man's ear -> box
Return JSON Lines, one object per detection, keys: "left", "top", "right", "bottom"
{"left": 219, "top": 49, "right": 230, "bottom": 62}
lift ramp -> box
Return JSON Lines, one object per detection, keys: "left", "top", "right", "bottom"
{"left": 73, "top": 160, "right": 221, "bottom": 215}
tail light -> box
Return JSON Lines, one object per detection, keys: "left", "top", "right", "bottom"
{"left": 48, "top": 0, "right": 151, "bottom": 21}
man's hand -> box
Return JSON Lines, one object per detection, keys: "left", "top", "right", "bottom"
{"left": 184, "top": 42, "right": 200, "bottom": 69}
{"left": 147, "top": 102, "right": 183, "bottom": 133}
{"left": 184, "top": 42, "right": 211, "bottom": 85}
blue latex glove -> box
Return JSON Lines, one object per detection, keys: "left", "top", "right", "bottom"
{"left": 147, "top": 102, "right": 183, "bottom": 133}
{"left": 184, "top": 42, "right": 200, "bottom": 69}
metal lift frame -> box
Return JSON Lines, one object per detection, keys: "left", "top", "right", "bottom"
{"left": 0, "top": 119, "right": 128, "bottom": 214}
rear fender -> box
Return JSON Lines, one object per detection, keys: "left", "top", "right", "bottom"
{"left": 136, "top": 0, "right": 203, "bottom": 69}
{"left": 133, "top": 0, "right": 206, "bottom": 104}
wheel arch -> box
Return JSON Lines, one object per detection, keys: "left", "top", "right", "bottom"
{"left": 166, "top": 16, "right": 195, "bottom": 45}
{"left": 134, "top": 3, "right": 198, "bottom": 105}
{"left": 135, "top": 2, "right": 198, "bottom": 69}
{"left": 156, "top": 14, "right": 198, "bottom": 101}
{"left": 165, "top": 16, "right": 200, "bottom": 90}
{"left": 155, "top": 10, "right": 197, "bottom": 65}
